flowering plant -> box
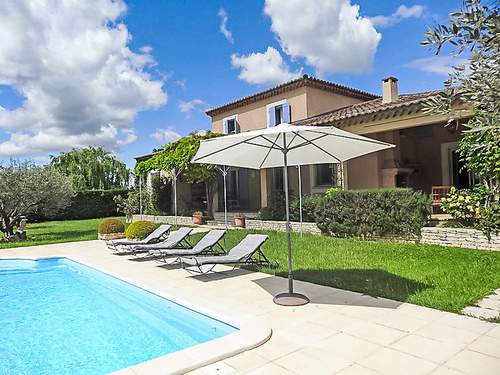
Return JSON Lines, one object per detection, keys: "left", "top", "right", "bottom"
{"left": 441, "top": 186, "right": 489, "bottom": 224}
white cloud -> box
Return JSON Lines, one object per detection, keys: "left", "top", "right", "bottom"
{"left": 231, "top": 47, "right": 301, "bottom": 85}
{"left": 0, "top": 0, "right": 167, "bottom": 157}
{"left": 218, "top": 8, "right": 234, "bottom": 43}
{"left": 151, "top": 127, "right": 181, "bottom": 143}
{"left": 264, "top": 0, "right": 381, "bottom": 75}
{"left": 175, "top": 79, "right": 187, "bottom": 90}
{"left": 178, "top": 99, "right": 207, "bottom": 117}
{"left": 369, "top": 5, "right": 425, "bottom": 27}
{"left": 140, "top": 45, "right": 153, "bottom": 54}
{"left": 406, "top": 55, "right": 468, "bottom": 76}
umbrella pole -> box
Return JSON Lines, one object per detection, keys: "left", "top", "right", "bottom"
{"left": 273, "top": 132, "right": 309, "bottom": 306}
{"left": 139, "top": 174, "right": 143, "bottom": 216}
{"left": 223, "top": 166, "right": 228, "bottom": 230}
{"left": 172, "top": 170, "right": 178, "bottom": 226}
{"left": 298, "top": 165, "right": 303, "bottom": 237}
{"left": 283, "top": 151, "right": 293, "bottom": 294}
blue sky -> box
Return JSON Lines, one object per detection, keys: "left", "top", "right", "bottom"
{"left": 0, "top": 0, "right": 463, "bottom": 167}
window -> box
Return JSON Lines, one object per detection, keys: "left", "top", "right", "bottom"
{"left": 273, "top": 168, "right": 284, "bottom": 192}
{"left": 223, "top": 115, "right": 238, "bottom": 134}
{"left": 267, "top": 100, "right": 290, "bottom": 127}
{"left": 274, "top": 105, "right": 283, "bottom": 125}
{"left": 227, "top": 118, "right": 237, "bottom": 134}
{"left": 315, "top": 164, "right": 339, "bottom": 186}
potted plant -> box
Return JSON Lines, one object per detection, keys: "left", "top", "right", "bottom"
{"left": 234, "top": 213, "right": 246, "bottom": 228}
{"left": 192, "top": 211, "right": 204, "bottom": 225}
{"left": 98, "top": 218, "right": 126, "bottom": 240}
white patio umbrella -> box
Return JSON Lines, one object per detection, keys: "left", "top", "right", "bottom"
{"left": 193, "top": 123, "right": 394, "bottom": 306}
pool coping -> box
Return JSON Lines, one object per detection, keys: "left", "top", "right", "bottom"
{"left": 1, "top": 254, "right": 272, "bottom": 375}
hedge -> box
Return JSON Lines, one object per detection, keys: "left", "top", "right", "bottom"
{"left": 125, "top": 220, "right": 158, "bottom": 239}
{"left": 98, "top": 218, "right": 125, "bottom": 234}
{"left": 315, "top": 188, "right": 431, "bottom": 238}
{"left": 58, "top": 189, "right": 129, "bottom": 220}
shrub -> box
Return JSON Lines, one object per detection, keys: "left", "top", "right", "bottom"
{"left": 440, "top": 186, "right": 484, "bottom": 225}
{"left": 315, "top": 188, "right": 431, "bottom": 238}
{"left": 477, "top": 201, "right": 500, "bottom": 241}
{"left": 125, "top": 220, "right": 158, "bottom": 239}
{"left": 256, "top": 206, "right": 274, "bottom": 220}
{"left": 114, "top": 190, "right": 139, "bottom": 218}
{"left": 98, "top": 218, "right": 125, "bottom": 234}
{"left": 290, "top": 194, "right": 324, "bottom": 222}
{"left": 59, "top": 189, "right": 129, "bottom": 220}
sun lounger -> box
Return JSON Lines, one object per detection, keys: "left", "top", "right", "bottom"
{"left": 130, "top": 227, "right": 193, "bottom": 256}
{"left": 106, "top": 224, "right": 171, "bottom": 253}
{"left": 179, "top": 234, "right": 270, "bottom": 274}
{"left": 150, "top": 229, "right": 226, "bottom": 262}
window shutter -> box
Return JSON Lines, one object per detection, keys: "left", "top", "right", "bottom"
{"left": 282, "top": 102, "right": 290, "bottom": 123}
{"left": 267, "top": 106, "right": 275, "bottom": 127}
{"left": 223, "top": 119, "right": 228, "bottom": 134}
{"left": 235, "top": 118, "right": 240, "bottom": 133}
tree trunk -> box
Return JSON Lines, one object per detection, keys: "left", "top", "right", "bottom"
{"left": 0, "top": 209, "right": 18, "bottom": 238}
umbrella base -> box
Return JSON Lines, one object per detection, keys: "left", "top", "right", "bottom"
{"left": 273, "top": 292, "right": 310, "bottom": 306}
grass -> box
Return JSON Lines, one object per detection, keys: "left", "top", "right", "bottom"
{"left": 205, "top": 229, "right": 500, "bottom": 314}
{"left": 0, "top": 217, "right": 125, "bottom": 250}
{"left": 2, "top": 218, "right": 500, "bottom": 314}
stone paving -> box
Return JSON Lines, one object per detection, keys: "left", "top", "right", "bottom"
{"left": 463, "top": 288, "right": 500, "bottom": 320}
{"left": 2, "top": 240, "right": 500, "bottom": 375}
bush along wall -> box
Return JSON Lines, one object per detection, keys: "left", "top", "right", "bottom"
{"left": 315, "top": 188, "right": 432, "bottom": 239}
{"left": 58, "top": 189, "right": 129, "bottom": 220}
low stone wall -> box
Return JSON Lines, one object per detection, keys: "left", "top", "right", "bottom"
{"left": 98, "top": 232, "right": 125, "bottom": 240}
{"left": 245, "top": 219, "right": 321, "bottom": 235}
{"left": 421, "top": 227, "right": 500, "bottom": 251}
{"left": 131, "top": 214, "right": 193, "bottom": 226}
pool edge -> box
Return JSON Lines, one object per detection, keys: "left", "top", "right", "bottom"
{"left": 1, "top": 254, "right": 272, "bottom": 375}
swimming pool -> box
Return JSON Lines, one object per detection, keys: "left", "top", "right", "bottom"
{"left": 0, "top": 257, "right": 237, "bottom": 375}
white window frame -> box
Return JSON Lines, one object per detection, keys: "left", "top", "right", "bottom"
{"left": 222, "top": 114, "right": 239, "bottom": 134}
{"left": 266, "top": 99, "right": 289, "bottom": 128}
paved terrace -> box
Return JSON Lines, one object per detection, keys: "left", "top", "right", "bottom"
{"left": 3, "top": 240, "right": 500, "bottom": 375}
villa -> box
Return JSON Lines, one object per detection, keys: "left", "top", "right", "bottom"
{"left": 136, "top": 74, "right": 470, "bottom": 217}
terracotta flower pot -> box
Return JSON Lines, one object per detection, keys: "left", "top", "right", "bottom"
{"left": 234, "top": 216, "right": 246, "bottom": 228}
{"left": 192, "top": 214, "right": 204, "bottom": 225}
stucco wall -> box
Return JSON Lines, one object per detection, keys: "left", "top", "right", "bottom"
{"left": 211, "top": 87, "right": 308, "bottom": 133}
{"left": 399, "top": 124, "right": 461, "bottom": 192}
{"left": 346, "top": 153, "right": 381, "bottom": 189}
{"left": 305, "top": 86, "right": 365, "bottom": 117}
{"left": 211, "top": 85, "right": 367, "bottom": 133}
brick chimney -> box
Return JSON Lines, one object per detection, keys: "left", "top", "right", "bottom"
{"left": 382, "top": 76, "right": 398, "bottom": 103}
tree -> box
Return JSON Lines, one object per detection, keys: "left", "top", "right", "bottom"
{"left": 135, "top": 132, "right": 223, "bottom": 217}
{"left": 50, "top": 147, "right": 130, "bottom": 190}
{"left": 0, "top": 161, "right": 74, "bottom": 239}
{"left": 421, "top": 0, "right": 500, "bottom": 199}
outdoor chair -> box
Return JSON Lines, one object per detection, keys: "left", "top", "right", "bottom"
{"left": 150, "top": 229, "right": 227, "bottom": 263}
{"left": 106, "top": 224, "right": 171, "bottom": 253}
{"left": 179, "top": 234, "right": 270, "bottom": 274}
{"left": 130, "top": 227, "right": 193, "bottom": 256}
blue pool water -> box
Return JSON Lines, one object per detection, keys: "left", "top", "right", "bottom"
{"left": 0, "top": 258, "right": 237, "bottom": 375}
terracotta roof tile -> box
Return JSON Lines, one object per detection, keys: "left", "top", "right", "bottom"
{"left": 293, "top": 91, "right": 440, "bottom": 126}
{"left": 205, "top": 75, "right": 378, "bottom": 117}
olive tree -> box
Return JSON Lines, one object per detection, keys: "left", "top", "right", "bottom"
{"left": 422, "top": 0, "right": 499, "bottom": 198}
{"left": 0, "top": 161, "right": 74, "bottom": 239}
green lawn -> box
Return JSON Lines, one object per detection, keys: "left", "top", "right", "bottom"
{"left": 0, "top": 217, "right": 125, "bottom": 250}
{"left": 210, "top": 229, "right": 500, "bottom": 314}
{"left": 2, "top": 218, "right": 500, "bottom": 314}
